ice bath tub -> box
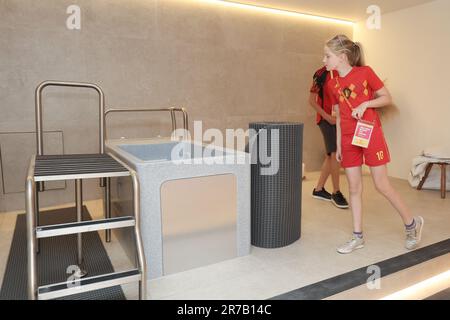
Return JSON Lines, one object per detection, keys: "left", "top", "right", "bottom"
{"left": 106, "top": 139, "right": 251, "bottom": 279}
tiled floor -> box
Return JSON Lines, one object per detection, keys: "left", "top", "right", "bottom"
{"left": 1, "top": 171, "right": 449, "bottom": 300}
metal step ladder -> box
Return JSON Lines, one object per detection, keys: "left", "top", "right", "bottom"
{"left": 26, "top": 81, "right": 146, "bottom": 300}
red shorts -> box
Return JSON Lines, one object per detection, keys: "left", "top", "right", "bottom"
{"left": 341, "top": 126, "right": 391, "bottom": 168}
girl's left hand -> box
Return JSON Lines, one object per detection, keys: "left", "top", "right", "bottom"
{"left": 352, "top": 102, "right": 369, "bottom": 120}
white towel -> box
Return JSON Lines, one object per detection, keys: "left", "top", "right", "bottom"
{"left": 423, "top": 146, "right": 450, "bottom": 160}
{"left": 408, "top": 155, "right": 450, "bottom": 190}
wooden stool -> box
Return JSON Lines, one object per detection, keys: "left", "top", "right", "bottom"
{"left": 417, "top": 162, "right": 448, "bottom": 199}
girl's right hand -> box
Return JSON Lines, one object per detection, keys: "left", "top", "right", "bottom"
{"left": 326, "top": 115, "right": 336, "bottom": 125}
{"left": 336, "top": 149, "right": 342, "bottom": 163}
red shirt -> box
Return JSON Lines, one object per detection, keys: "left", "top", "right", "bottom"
{"left": 310, "top": 67, "right": 338, "bottom": 124}
{"left": 327, "top": 66, "right": 385, "bottom": 135}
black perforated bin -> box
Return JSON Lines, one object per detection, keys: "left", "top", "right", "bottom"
{"left": 249, "top": 122, "right": 303, "bottom": 248}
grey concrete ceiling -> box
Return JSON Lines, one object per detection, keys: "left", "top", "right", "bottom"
{"left": 233, "top": 0, "right": 436, "bottom": 21}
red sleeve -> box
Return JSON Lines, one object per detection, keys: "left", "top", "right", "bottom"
{"left": 366, "top": 66, "right": 384, "bottom": 91}
{"left": 310, "top": 81, "right": 319, "bottom": 94}
{"left": 310, "top": 71, "right": 320, "bottom": 94}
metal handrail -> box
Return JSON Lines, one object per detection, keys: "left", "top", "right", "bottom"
{"left": 104, "top": 107, "right": 189, "bottom": 140}
{"left": 25, "top": 155, "right": 37, "bottom": 300}
{"left": 35, "top": 81, "right": 106, "bottom": 156}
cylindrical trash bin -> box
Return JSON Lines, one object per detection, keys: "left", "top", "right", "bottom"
{"left": 249, "top": 122, "right": 303, "bottom": 248}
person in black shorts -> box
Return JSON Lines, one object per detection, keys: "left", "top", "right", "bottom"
{"left": 309, "top": 66, "right": 349, "bottom": 209}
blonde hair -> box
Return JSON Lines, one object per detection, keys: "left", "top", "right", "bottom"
{"left": 326, "top": 35, "right": 364, "bottom": 67}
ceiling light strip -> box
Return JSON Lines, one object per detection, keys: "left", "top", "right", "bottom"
{"left": 197, "top": 0, "right": 354, "bottom": 26}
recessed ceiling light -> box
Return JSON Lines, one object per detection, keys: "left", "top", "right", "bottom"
{"left": 196, "top": 0, "right": 355, "bottom": 26}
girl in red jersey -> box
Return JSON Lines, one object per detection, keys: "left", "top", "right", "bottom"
{"left": 309, "top": 66, "right": 349, "bottom": 209}
{"left": 323, "top": 35, "right": 424, "bottom": 254}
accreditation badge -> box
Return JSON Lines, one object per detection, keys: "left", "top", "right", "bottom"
{"left": 352, "top": 120, "right": 374, "bottom": 148}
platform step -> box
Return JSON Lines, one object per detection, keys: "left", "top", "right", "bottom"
{"left": 37, "top": 269, "right": 141, "bottom": 300}
{"left": 34, "top": 153, "right": 130, "bottom": 182}
{"left": 36, "top": 216, "right": 135, "bottom": 238}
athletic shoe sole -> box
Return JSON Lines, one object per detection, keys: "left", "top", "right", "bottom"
{"left": 312, "top": 195, "right": 332, "bottom": 202}
{"left": 331, "top": 198, "right": 349, "bottom": 209}
{"left": 337, "top": 244, "right": 364, "bottom": 254}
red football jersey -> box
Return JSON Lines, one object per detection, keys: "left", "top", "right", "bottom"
{"left": 327, "top": 66, "right": 385, "bottom": 135}
{"left": 310, "top": 67, "right": 338, "bottom": 124}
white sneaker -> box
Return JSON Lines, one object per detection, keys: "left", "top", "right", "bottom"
{"left": 337, "top": 236, "right": 365, "bottom": 254}
{"left": 405, "top": 216, "right": 424, "bottom": 250}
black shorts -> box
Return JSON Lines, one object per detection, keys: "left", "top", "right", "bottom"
{"left": 318, "top": 119, "right": 337, "bottom": 156}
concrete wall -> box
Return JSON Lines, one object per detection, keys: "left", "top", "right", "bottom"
{"left": 354, "top": 0, "right": 450, "bottom": 179}
{"left": 0, "top": 0, "right": 351, "bottom": 212}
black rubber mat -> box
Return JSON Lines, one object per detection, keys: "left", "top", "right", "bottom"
{"left": 271, "top": 238, "right": 450, "bottom": 300}
{"left": 0, "top": 206, "right": 126, "bottom": 300}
